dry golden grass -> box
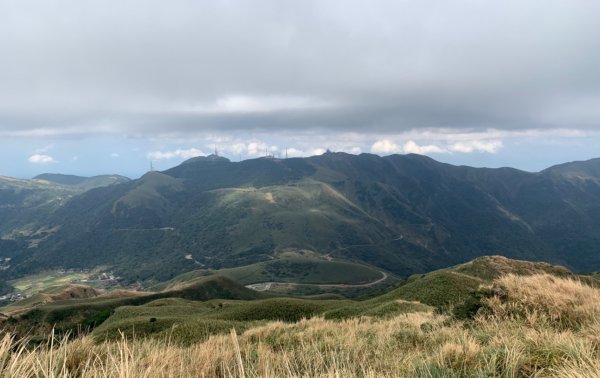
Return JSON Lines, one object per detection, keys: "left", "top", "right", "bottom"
{"left": 483, "top": 273, "right": 600, "bottom": 329}
{"left": 1, "top": 273, "right": 600, "bottom": 377}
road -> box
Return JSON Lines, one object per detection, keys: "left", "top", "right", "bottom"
{"left": 245, "top": 271, "right": 389, "bottom": 292}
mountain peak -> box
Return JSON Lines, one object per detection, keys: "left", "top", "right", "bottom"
{"left": 181, "top": 154, "right": 231, "bottom": 165}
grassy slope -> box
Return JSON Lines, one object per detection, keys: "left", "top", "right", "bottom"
{"left": 92, "top": 296, "right": 432, "bottom": 344}
{"left": 217, "top": 258, "right": 383, "bottom": 285}
{"left": 0, "top": 255, "right": 579, "bottom": 347}
{"left": 195, "top": 181, "right": 394, "bottom": 268}
{"left": 378, "top": 255, "right": 575, "bottom": 307}
{"left": 158, "top": 252, "right": 385, "bottom": 289}
{"left": 24, "top": 173, "right": 407, "bottom": 283}
{"left": 93, "top": 256, "right": 575, "bottom": 343}
{"left": 0, "top": 276, "right": 266, "bottom": 340}
{"left": 2, "top": 273, "right": 600, "bottom": 376}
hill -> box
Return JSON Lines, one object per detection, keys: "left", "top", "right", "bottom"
{"left": 0, "top": 255, "right": 575, "bottom": 344}
{"left": 0, "top": 275, "right": 265, "bottom": 341}
{"left": 0, "top": 173, "right": 130, "bottom": 278}
{"left": 1, "top": 270, "right": 600, "bottom": 376}
{"left": 0, "top": 173, "right": 129, "bottom": 237}
{"left": 2, "top": 153, "right": 600, "bottom": 283}
{"left": 154, "top": 250, "right": 393, "bottom": 297}
{"left": 34, "top": 173, "right": 130, "bottom": 190}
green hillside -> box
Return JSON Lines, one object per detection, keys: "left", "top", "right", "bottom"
{"left": 84, "top": 257, "right": 585, "bottom": 344}
{"left": 0, "top": 275, "right": 266, "bottom": 341}
{"left": 0, "top": 255, "right": 579, "bottom": 347}
{"left": 160, "top": 252, "right": 385, "bottom": 287}
{"left": 33, "top": 173, "right": 130, "bottom": 189}
{"left": 3, "top": 153, "right": 600, "bottom": 285}
{"left": 0, "top": 173, "right": 130, "bottom": 262}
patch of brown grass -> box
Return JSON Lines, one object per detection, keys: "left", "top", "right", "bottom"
{"left": 482, "top": 273, "right": 600, "bottom": 329}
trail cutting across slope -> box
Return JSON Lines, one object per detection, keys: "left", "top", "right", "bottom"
{"left": 245, "top": 271, "right": 389, "bottom": 292}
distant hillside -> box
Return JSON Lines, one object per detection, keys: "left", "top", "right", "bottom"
{"left": 542, "top": 157, "right": 600, "bottom": 179}
{"left": 0, "top": 173, "right": 130, "bottom": 252}
{"left": 0, "top": 176, "right": 76, "bottom": 243}
{"left": 34, "top": 173, "right": 130, "bottom": 190}
{"left": 33, "top": 173, "right": 89, "bottom": 186}
{"left": 2, "top": 153, "right": 600, "bottom": 283}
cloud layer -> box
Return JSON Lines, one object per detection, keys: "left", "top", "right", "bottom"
{"left": 0, "top": 1, "right": 599, "bottom": 177}
{"left": 1, "top": 0, "right": 599, "bottom": 140}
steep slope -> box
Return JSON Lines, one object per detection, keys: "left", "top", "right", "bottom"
{"left": 3, "top": 153, "right": 600, "bottom": 283}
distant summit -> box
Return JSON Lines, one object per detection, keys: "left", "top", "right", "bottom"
{"left": 181, "top": 154, "right": 231, "bottom": 165}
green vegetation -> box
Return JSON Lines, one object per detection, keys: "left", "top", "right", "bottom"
{"left": 8, "top": 270, "right": 99, "bottom": 296}
{"left": 92, "top": 290, "right": 436, "bottom": 344}
{"left": 1, "top": 255, "right": 574, "bottom": 348}
{"left": 92, "top": 297, "right": 334, "bottom": 343}
{"left": 0, "top": 173, "right": 128, "bottom": 242}
{"left": 4, "top": 153, "right": 600, "bottom": 285}
{"left": 1, "top": 264, "right": 600, "bottom": 376}
{"left": 158, "top": 251, "right": 385, "bottom": 289}
{"left": 369, "top": 255, "right": 579, "bottom": 318}
{"left": 217, "top": 257, "right": 383, "bottom": 285}
{"left": 0, "top": 281, "right": 14, "bottom": 296}
{"left": 33, "top": 173, "right": 130, "bottom": 190}
{"left": 0, "top": 276, "right": 266, "bottom": 341}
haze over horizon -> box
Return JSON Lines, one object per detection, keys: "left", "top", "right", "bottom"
{"left": 1, "top": 0, "right": 600, "bottom": 178}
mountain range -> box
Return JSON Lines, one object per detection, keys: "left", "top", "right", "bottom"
{"left": 1, "top": 152, "right": 599, "bottom": 284}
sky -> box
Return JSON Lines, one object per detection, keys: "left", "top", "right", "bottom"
{"left": 1, "top": 0, "right": 600, "bottom": 179}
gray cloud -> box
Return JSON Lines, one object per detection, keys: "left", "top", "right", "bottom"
{"left": 0, "top": 0, "right": 600, "bottom": 138}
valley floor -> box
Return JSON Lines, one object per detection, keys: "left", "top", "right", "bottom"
{"left": 1, "top": 273, "right": 600, "bottom": 377}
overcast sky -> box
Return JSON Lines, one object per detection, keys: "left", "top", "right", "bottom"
{"left": 1, "top": 0, "right": 599, "bottom": 178}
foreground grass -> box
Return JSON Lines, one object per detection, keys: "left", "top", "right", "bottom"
{"left": 1, "top": 274, "right": 600, "bottom": 377}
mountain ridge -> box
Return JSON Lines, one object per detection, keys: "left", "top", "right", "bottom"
{"left": 2, "top": 153, "right": 600, "bottom": 283}
{"left": 33, "top": 173, "right": 130, "bottom": 189}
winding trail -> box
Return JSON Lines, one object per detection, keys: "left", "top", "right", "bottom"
{"left": 246, "top": 271, "right": 389, "bottom": 292}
